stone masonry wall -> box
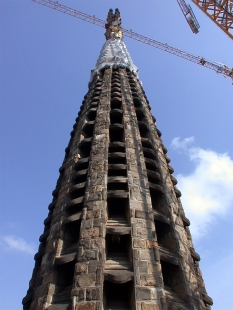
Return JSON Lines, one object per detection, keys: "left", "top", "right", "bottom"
{"left": 23, "top": 67, "right": 212, "bottom": 310}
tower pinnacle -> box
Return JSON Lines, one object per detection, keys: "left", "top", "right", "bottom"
{"left": 91, "top": 9, "right": 138, "bottom": 81}
{"left": 105, "top": 8, "right": 123, "bottom": 40}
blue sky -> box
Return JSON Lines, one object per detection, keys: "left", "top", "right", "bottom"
{"left": 0, "top": 1, "right": 232, "bottom": 309}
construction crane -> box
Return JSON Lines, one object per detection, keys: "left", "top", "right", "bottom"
{"left": 177, "top": 0, "right": 200, "bottom": 33}
{"left": 192, "top": 0, "right": 233, "bottom": 40}
{"left": 31, "top": 0, "right": 233, "bottom": 83}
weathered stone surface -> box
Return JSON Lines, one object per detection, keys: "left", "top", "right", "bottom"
{"left": 86, "top": 210, "right": 100, "bottom": 219}
{"left": 140, "top": 274, "right": 158, "bottom": 286}
{"left": 71, "top": 288, "right": 85, "bottom": 300}
{"left": 146, "top": 240, "right": 158, "bottom": 249}
{"left": 148, "top": 263, "right": 161, "bottom": 275}
{"left": 136, "top": 287, "right": 151, "bottom": 300}
{"left": 76, "top": 274, "right": 96, "bottom": 287}
{"left": 133, "top": 239, "right": 146, "bottom": 249}
{"left": 139, "top": 249, "right": 155, "bottom": 261}
{"left": 141, "top": 302, "right": 161, "bottom": 310}
{"left": 134, "top": 261, "right": 148, "bottom": 273}
{"left": 75, "top": 302, "right": 95, "bottom": 310}
{"left": 75, "top": 262, "right": 88, "bottom": 274}
{"left": 135, "top": 210, "right": 151, "bottom": 220}
{"left": 86, "top": 288, "right": 101, "bottom": 301}
{"left": 81, "top": 228, "right": 100, "bottom": 239}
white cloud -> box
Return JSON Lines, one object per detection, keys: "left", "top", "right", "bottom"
{"left": 171, "top": 137, "right": 233, "bottom": 239}
{"left": 0, "top": 235, "right": 35, "bottom": 255}
{"left": 171, "top": 136, "right": 195, "bottom": 151}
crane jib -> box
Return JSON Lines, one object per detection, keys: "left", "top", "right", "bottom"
{"left": 31, "top": 0, "right": 233, "bottom": 83}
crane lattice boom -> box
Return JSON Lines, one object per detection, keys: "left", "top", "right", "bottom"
{"left": 31, "top": 0, "right": 233, "bottom": 82}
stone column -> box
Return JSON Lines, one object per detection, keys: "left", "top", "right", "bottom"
{"left": 72, "top": 68, "right": 112, "bottom": 310}
{"left": 120, "top": 68, "right": 166, "bottom": 310}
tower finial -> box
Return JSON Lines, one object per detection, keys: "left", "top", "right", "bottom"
{"left": 105, "top": 8, "right": 123, "bottom": 40}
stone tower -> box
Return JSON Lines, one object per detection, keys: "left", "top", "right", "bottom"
{"left": 22, "top": 9, "right": 213, "bottom": 310}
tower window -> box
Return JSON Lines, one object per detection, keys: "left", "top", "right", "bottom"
{"left": 108, "top": 164, "right": 127, "bottom": 177}
{"left": 66, "top": 199, "right": 84, "bottom": 216}
{"left": 83, "top": 122, "right": 94, "bottom": 138}
{"left": 110, "top": 110, "right": 123, "bottom": 124}
{"left": 53, "top": 260, "right": 76, "bottom": 304}
{"left": 103, "top": 280, "right": 134, "bottom": 310}
{"left": 70, "top": 185, "right": 86, "bottom": 200}
{"left": 133, "top": 98, "right": 141, "bottom": 108}
{"left": 145, "top": 158, "right": 158, "bottom": 172}
{"left": 73, "top": 170, "right": 88, "bottom": 184}
{"left": 150, "top": 188, "right": 169, "bottom": 217}
{"left": 107, "top": 197, "right": 129, "bottom": 220}
{"left": 161, "top": 260, "right": 187, "bottom": 302}
{"left": 108, "top": 143, "right": 125, "bottom": 154}
{"left": 111, "top": 98, "right": 122, "bottom": 110}
{"left": 79, "top": 139, "right": 92, "bottom": 158}
{"left": 135, "top": 108, "right": 145, "bottom": 121}
{"left": 109, "top": 126, "right": 124, "bottom": 142}
{"left": 87, "top": 108, "right": 97, "bottom": 121}
{"left": 147, "top": 172, "right": 160, "bottom": 184}
{"left": 105, "top": 233, "right": 131, "bottom": 267}
{"left": 63, "top": 219, "right": 81, "bottom": 251}
{"left": 138, "top": 122, "right": 149, "bottom": 138}
{"left": 74, "top": 158, "right": 89, "bottom": 171}
{"left": 141, "top": 138, "right": 153, "bottom": 149}
{"left": 107, "top": 181, "right": 128, "bottom": 191}
{"left": 154, "top": 219, "right": 175, "bottom": 253}
{"left": 108, "top": 153, "right": 126, "bottom": 164}
{"left": 143, "top": 148, "right": 156, "bottom": 160}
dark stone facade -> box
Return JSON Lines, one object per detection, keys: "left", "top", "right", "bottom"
{"left": 23, "top": 67, "right": 212, "bottom": 310}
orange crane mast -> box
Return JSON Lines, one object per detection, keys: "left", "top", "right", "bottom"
{"left": 31, "top": 0, "right": 233, "bottom": 83}
{"left": 192, "top": 0, "right": 233, "bottom": 39}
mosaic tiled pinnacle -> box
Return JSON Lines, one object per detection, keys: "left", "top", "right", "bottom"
{"left": 23, "top": 8, "right": 212, "bottom": 310}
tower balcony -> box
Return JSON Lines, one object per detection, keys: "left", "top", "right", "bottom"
{"left": 106, "top": 197, "right": 130, "bottom": 233}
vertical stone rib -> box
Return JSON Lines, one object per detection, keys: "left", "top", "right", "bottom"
{"left": 73, "top": 68, "right": 112, "bottom": 310}
{"left": 120, "top": 69, "right": 165, "bottom": 310}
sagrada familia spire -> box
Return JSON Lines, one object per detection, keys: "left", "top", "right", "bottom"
{"left": 23, "top": 8, "right": 213, "bottom": 310}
